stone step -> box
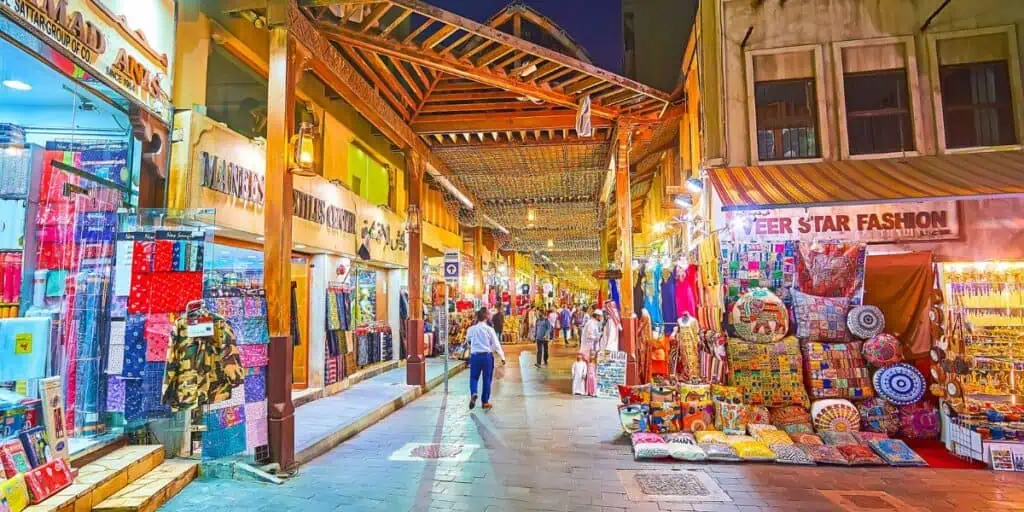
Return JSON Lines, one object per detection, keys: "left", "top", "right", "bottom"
{"left": 93, "top": 460, "right": 198, "bottom": 512}
{"left": 25, "top": 445, "right": 165, "bottom": 512}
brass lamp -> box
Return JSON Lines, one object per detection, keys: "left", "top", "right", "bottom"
{"left": 290, "top": 121, "right": 317, "bottom": 176}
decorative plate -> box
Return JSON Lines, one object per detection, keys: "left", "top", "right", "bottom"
{"left": 847, "top": 305, "right": 885, "bottom": 339}
{"left": 729, "top": 288, "right": 789, "bottom": 343}
{"left": 930, "top": 346, "right": 945, "bottom": 363}
{"left": 873, "top": 363, "right": 926, "bottom": 406}
{"left": 811, "top": 399, "right": 861, "bottom": 433}
{"left": 862, "top": 333, "right": 903, "bottom": 368}
{"left": 946, "top": 381, "right": 962, "bottom": 397}
{"left": 929, "top": 364, "right": 944, "bottom": 382}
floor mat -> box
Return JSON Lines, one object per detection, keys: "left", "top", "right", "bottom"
{"left": 903, "top": 439, "right": 987, "bottom": 469}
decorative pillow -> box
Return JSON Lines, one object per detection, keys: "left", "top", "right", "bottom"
{"left": 869, "top": 439, "right": 928, "bottom": 467}
{"left": 732, "top": 440, "right": 776, "bottom": 461}
{"left": 681, "top": 401, "right": 715, "bottom": 432}
{"left": 793, "top": 291, "right": 851, "bottom": 343}
{"left": 0, "top": 440, "right": 31, "bottom": 478}
{"left": 650, "top": 385, "right": 677, "bottom": 403}
{"left": 802, "top": 341, "right": 874, "bottom": 400}
{"left": 746, "top": 405, "right": 772, "bottom": 425}
{"left": 699, "top": 442, "right": 740, "bottom": 462}
{"left": 729, "top": 288, "right": 789, "bottom": 343}
{"left": 857, "top": 398, "right": 900, "bottom": 435}
{"left": 678, "top": 383, "right": 711, "bottom": 401}
{"left": 862, "top": 333, "right": 903, "bottom": 368}
{"left": 853, "top": 432, "right": 889, "bottom": 445}
{"left": 0, "top": 473, "right": 30, "bottom": 512}
{"left": 618, "top": 404, "right": 649, "bottom": 434}
{"left": 898, "top": 402, "right": 940, "bottom": 440}
{"left": 725, "top": 435, "right": 756, "bottom": 445}
{"left": 811, "top": 399, "right": 861, "bottom": 433}
{"left": 667, "top": 442, "right": 707, "bottom": 461}
{"left": 23, "top": 459, "right": 73, "bottom": 504}
{"left": 790, "top": 432, "right": 824, "bottom": 445}
{"left": 747, "top": 424, "right": 777, "bottom": 437}
{"left": 711, "top": 384, "right": 744, "bottom": 403}
{"left": 783, "top": 423, "right": 815, "bottom": 435}
{"left": 799, "top": 444, "right": 849, "bottom": 465}
{"left": 795, "top": 241, "right": 866, "bottom": 301}
{"left": 770, "top": 405, "right": 812, "bottom": 428}
{"left": 662, "top": 433, "right": 697, "bottom": 444}
{"left": 837, "top": 444, "right": 886, "bottom": 466}
{"left": 756, "top": 430, "right": 794, "bottom": 447}
{"left": 874, "top": 363, "right": 926, "bottom": 406}
{"left": 714, "top": 400, "right": 748, "bottom": 435}
{"left": 727, "top": 336, "right": 810, "bottom": 408}
{"left": 618, "top": 385, "right": 651, "bottom": 405}
{"left": 694, "top": 430, "right": 728, "bottom": 444}
{"left": 648, "top": 402, "right": 682, "bottom": 434}
{"left": 631, "top": 432, "right": 669, "bottom": 460}
{"left": 819, "top": 431, "right": 860, "bottom": 446}
{"left": 847, "top": 305, "right": 885, "bottom": 340}
{"left": 773, "top": 444, "right": 816, "bottom": 465}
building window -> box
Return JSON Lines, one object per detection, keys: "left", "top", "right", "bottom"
{"left": 844, "top": 70, "right": 913, "bottom": 154}
{"left": 940, "top": 61, "right": 1017, "bottom": 148}
{"left": 754, "top": 79, "right": 820, "bottom": 161}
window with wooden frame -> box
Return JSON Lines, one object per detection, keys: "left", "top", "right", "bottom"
{"left": 928, "top": 26, "right": 1024, "bottom": 152}
{"left": 834, "top": 38, "right": 921, "bottom": 157}
{"left": 746, "top": 46, "right": 828, "bottom": 163}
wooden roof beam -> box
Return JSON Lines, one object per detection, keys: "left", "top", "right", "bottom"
{"left": 378, "top": 8, "right": 411, "bottom": 37}
{"left": 358, "top": 2, "right": 392, "bottom": 32}
{"left": 420, "top": 24, "right": 458, "bottom": 50}
{"left": 364, "top": 50, "right": 419, "bottom": 110}
{"left": 391, "top": 58, "right": 424, "bottom": 99}
{"left": 475, "top": 44, "right": 516, "bottom": 68}
{"left": 412, "top": 111, "right": 611, "bottom": 133}
{"left": 438, "top": 31, "right": 475, "bottom": 56}
{"left": 535, "top": 66, "right": 573, "bottom": 86}
{"left": 338, "top": 44, "right": 409, "bottom": 118}
{"left": 401, "top": 18, "right": 435, "bottom": 44}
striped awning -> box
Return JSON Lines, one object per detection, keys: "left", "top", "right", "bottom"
{"left": 709, "top": 151, "right": 1024, "bottom": 210}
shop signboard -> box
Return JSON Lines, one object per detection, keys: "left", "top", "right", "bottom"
{"left": 720, "top": 201, "right": 960, "bottom": 244}
{"left": 443, "top": 250, "right": 459, "bottom": 284}
{"left": 0, "top": 0, "right": 175, "bottom": 122}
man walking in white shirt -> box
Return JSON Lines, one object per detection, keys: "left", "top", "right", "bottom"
{"left": 467, "top": 307, "right": 506, "bottom": 410}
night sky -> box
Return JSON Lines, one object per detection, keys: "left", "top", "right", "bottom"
{"left": 428, "top": 0, "right": 624, "bottom": 73}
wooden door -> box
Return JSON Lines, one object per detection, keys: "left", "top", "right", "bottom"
{"left": 291, "top": 256, "right": 311, "bottom": 389}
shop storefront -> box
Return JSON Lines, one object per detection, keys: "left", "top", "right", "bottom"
{"left": 609, "top": 153, "right": 1024, "bottom": 469}
{"left": 0, "top": 0, "right": 175, "bottom": 463}
{"left": 168, "top": 110, "right": 408, "bottom": 394}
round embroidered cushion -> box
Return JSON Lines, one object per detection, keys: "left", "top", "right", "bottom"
{"left": 848, "top": 305, "right": 885, "bottom": 339}
{"left": 811, "top": 399, "right": 861, "bottom": 433}
{"left": 873, "top": 363, "right": 926, "bottom": 406}
{"left": 862, "top": 333, "right": 903, "bottom": 368}
{"left": 730, "top": 288, "right": 789, "bottom": 343}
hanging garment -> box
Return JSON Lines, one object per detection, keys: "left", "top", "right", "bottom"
{"left": 650, "top": 333, "right": 669, "bottom": 377}
{"left": 162, "top": 314, "right": 244, "bottom": 410}
{"left": 677, "top": 264, "right": 699, "bottom": 319}
{"left": 609, "top": 279, "right": 620, "bottom": 311}
{"left": 636, "top": 311, "right": 653, "bottom": 384}
{"left": 633, "top": 263, "right": 645, "bottom": 319}
{"left": 603, "top": 300, "right": 621, "bottom": 352}
{"left": 676, "top": 316, "right": 700, "bottom": 382}
{"left": 648, "top": 263, "right": 663, "bottom": 327}
{"left": 661, "top": 267, "right": 678, "bottom": 328}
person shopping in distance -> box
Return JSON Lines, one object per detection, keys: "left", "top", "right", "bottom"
{"left": 534, "top": 311, "right": 554, "bottom": 368}
{"left": 468, "top": 307, "right": 506, "bottom": 410}
{"left": 560, "top": 305, "right": 572, "bottom": 345}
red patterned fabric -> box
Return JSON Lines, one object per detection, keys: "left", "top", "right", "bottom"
{"left": 153, "top": 240, "right": 174, "bottom": 272}
{"left": 127, "top": 273, "right": 152, "bottom": 313}
{"left": 24, "top": 459, "right": 73, "bottom": 504}
{"left": 132, "top": 241, "right": 154, "bottom": 274}
{"left": 149, "top": 272, "right": 203, "bottom": 313}
{"left": 795, "top": 242, "right": 866, "bottom": 301}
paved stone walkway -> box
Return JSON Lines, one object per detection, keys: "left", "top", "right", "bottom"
{"left": 163, "top": 343, "right": 1024, "bottom": 512}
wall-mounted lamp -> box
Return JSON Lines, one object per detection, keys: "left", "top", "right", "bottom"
{"left": 289, "top": 121, "right": 317, "bottom": 176}
{"left": 405, "top": 204, "right": 421, "bottom": 235}
{"left": 674, "top": 194, "right": 693, "bottom": 209}
{"left": 686, "top": 178, "right": 703, "bottom": 194}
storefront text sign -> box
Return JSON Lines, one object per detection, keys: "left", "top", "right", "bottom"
{"left": 723, "top": 201, "right": 960, "bottom": 243}
{"left": 295, "top": 189, "right": 356, "bottom": 234}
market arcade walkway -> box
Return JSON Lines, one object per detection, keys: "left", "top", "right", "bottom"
{"left": 162, "top": 344, "right": 1024, "bottom": 512}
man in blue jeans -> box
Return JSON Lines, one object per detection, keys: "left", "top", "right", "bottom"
{"left": 534, "top": 312, "right": 553, "bottom": 368}
{"left": 467, "top": 307, "right": 506, "bottom": 410}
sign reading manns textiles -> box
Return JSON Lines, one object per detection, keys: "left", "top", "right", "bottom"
{"left": 723, "top": 201, "right": 960, "bottom": 243}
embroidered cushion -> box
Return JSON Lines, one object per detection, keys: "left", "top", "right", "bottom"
{"left": 756, "top": 430, "right": 794, "bottom": 447}
{"left": 695, "top": 430, "right": 727, "bottom": 443}
{"left": 699, "top": 442, "right": 740, "bottom": 462}
{"left": 868, "top": 439, "right": 928, "bottom": 467}
{"left": 858, "top": 398, "right": 900, "bottom": 435}
{"left": 729, "top": 288, "right": 789, "bottom": 343}
{"left": 793, "top": 291, "right": 852, "bottom": 343}
{"left": 795, "top": 242, "right": 866, "bottom": 301}
{"left": 648, "top": 402, "right": 682, "bottom": 434}
{"left": 725, "top": 435, "right": 756, "bottom": 444}
{"left": 711, "top": 384, "right": 744, "bottom": 403}
{"left": 714, "top": 400, "right": 748, "bottom": 435}
{"left": 0, "top": 473, "right": 30, "bottom": 512}
{"left": 862, "top": 333, "right": 903, "bottom": 368}
{"left": 847, "top": 305, "right": 885, "bottom": 340}
{"left": 769, "top": 405, "right": 812, "bottom": 428}
{"left": 631, "top": 432, "right": 669, "bottom": 460}
{"left": 790, "top": 432, "right": 824, "bottom": 445}
{"left": 650, "top": 385, "right": 677, "bottom": 403}
{"left": 773, "top": 444, "right": 816, "bottom": 465}
{"left": 853, "top": 431, "right": 889, "bottom": 445}
{"left": 837, "top": 444, "right": 886, "bottom": 466}
{"left": 747, "top": 424, "right": 778, "bottom": 437}
{"left": 680, "top": 400, "right": 715, "bottom": 432}
{"left": 874, "top": 363, "right": 926, "bottom": 406}
{"left": 799, "top": 444, "right": 849, "bottom": 465}
{"left": 727, "top": 336, "right": 810, "bottom": 408}
{"left": 678, "top": 383, "right": 711, "bottom": 401}
{"left": 662, "top": 433, "right": 697, "bottom": 444}
{"left": 782, "top": 423, "right": 815, "bottom": 435}
{"left": 898, "top": 402, "right": 940, "bottom": 440}
{"left": 618, "top": 385, "right": 650, "bottom": 405}
{"left": 802, "top": 341, "right": 874, "bottom": 400}
{"left": 667, "top": 442, "right": 707, "bottom": 461}
{"left": 732, "top": 440, "right": 777, "bottom": 461}
{"left": 618, "top": 404, "right": 649, "bottom": 434}
{"left": 819, "top": 431, "right": 860, "bottom": 446}
{"left": 811, "top": 399, "right": 861, "bottom": 433}
{"left": 746, "top": 405, "right": 772, "bottom": 425}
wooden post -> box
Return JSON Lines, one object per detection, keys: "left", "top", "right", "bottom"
{"left": 265, "top": 1, "right": 304, "bottom": 472}
{"left": 599, "top": 226, "right": 609, "bottom": 304}
{"left": 614, "top": 120, "right": 638, "bottom": 385}
{"left": 406, "top": 151, "right": 426, "bottom": 387}
{"left": 474, "top": 226, "right": 484, "bottom": 301}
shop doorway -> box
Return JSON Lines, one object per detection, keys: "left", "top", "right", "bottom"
{"left": 291, "top": 255, "right": 311, "bottom": 389}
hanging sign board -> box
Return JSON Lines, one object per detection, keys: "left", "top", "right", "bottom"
{"left": 443, "top": 250, "right": 460, "bottom": 284}
{"left": 721, "top": 201, "right": 961, "bottom": 243}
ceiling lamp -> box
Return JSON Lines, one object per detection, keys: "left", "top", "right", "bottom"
{"left": 2, "top": 79, "right": 31, "bottom": 91}
{"left": 686, "top": 178, "right": 703, "bottom": 194}
{"left": 674, "top": 195, "right": 693, "bottom": 209}
{"left": 527, "top": 209, "right": 536, "bottom": 222}
{"left": 547, "top": 239, "right": 554, "bottom": 248}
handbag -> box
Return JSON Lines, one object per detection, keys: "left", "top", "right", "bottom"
{"left": 494, "top": 360, "right": 505, "bottom": 380}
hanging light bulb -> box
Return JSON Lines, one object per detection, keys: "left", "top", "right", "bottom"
{"left": 686, "top": 178, "right": 703, "bottom": 194}
{"left": 527, "top": 209, "right": 536, "bottom": 222}
{"left": 547, "top": 239, "right": 554, "bottom": 248}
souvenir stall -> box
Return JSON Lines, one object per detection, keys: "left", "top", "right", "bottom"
{"left": 349, "top": 266, "right": 395, "bottom": 371}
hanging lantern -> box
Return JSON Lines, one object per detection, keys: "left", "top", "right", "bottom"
{"left": 289, "top": 121, "right": 317, "bottom": 176}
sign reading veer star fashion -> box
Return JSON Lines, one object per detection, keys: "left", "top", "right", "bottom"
{"left": 724, "top": 201, "right": 960, "bottom": 243}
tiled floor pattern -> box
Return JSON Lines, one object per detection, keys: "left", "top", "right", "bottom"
{"left": 162, "top": 343, "right": 1024, "bottom": 511}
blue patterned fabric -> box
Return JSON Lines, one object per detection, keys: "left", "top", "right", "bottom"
{"left": 123, "top": 315, "right": 147, "bottom": 378}
{"left": 143, "top": 362, "right": 171, "bottom": 418}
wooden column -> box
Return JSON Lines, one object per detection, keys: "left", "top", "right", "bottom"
{"left": 508, "top": 252, "right": 517, "bottom": 314}
{"left": 614, "top": 120, "right": 639, "bottom": 385}
{"left": 406, "top": 151, "right": 426, "bottom": 387}
{"left": 474, "top": 226, "right": 484, "bottom": 301}
{"left": 265, "top": 2, "right": 304, "bottom": 471}
{"left": 599, "top": 226, "right": 609, "bottom": 304}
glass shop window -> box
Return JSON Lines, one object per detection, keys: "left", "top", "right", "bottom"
{"left": 754, "top": 78, "right": 820, "bottom": 161}
{"left": 940, "top": 61, "right": 1017, "bottom": 149}
{"left": 844, "top": 69, "right": 914, "bottom": 154}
